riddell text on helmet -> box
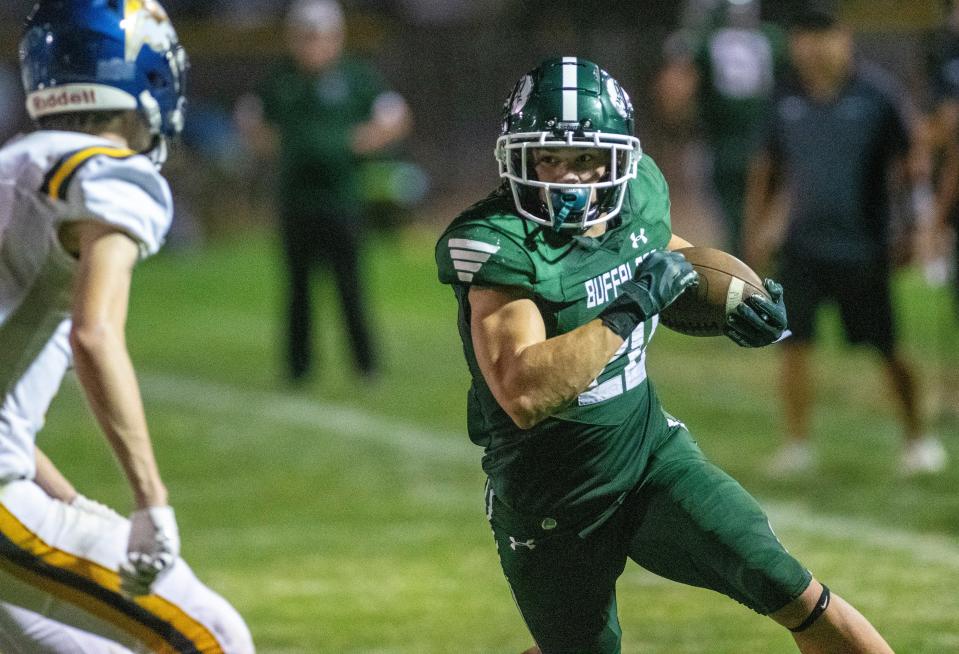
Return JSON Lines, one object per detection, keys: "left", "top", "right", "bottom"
{"left": 32, "top": 89, "right": 98, "bottom": 112}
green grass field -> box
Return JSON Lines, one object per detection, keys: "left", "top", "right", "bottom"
{"left": 40, "top": 228, "right": 959, "bottom": 653}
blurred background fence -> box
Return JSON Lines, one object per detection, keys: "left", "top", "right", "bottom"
{"left": 0, "top": 0, "right": 949, "bottom": 242}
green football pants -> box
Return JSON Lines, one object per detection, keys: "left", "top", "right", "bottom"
{"left": 487, "top": 426, "right": 812, "bottom": 654}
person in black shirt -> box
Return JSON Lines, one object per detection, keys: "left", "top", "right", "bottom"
{"left": 744, "top": 9, "right": 948, "bottom": 476}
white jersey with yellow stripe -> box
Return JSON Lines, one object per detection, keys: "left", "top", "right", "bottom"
{"left": 0, "top": 130, "right": 172, "bottom": 483}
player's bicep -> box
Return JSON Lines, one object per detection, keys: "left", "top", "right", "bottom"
{"left": 69, "top": 221, "right": 139, "bottom": 332}
{"left": 469, "top": 286, "right": 546, "bottom": 395}
{"left": 668, "top": 234, "right": 694, "bottom": 250}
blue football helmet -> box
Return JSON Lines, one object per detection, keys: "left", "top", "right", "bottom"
{"left": 20, "top": 0, "right": 188, "bottom": 161}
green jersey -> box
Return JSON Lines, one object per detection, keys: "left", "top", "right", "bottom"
{"left": 435, "top": 155, "right": 676, "bottom": 526}
{"left": 694, "top": 23, "right": 787, "bottom": 172}
{"left": 259, "top": 56, "right": 387, "bottom": 214}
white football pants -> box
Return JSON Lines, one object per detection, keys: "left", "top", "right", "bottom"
{"left": 0, "top": 480, "right": 254, "bottom": 653}
{"left": 0, "top": 601, "right": 134, "bottom": 653}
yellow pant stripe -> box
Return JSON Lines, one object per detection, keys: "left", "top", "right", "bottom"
{"left": 0, "top": 504, "right": 223, "bottom": 653}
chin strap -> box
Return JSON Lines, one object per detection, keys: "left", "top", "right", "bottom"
{"left": 549, "top": 188, "right": 590, "bottom": 232}
{"left": 143, "top": 134, "right": 168, "bottom": 169}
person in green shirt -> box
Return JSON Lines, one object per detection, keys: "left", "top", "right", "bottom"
{"left": 656, "top": 0, "right": 787, "bottom": 256}
{"left": 239, "top": 0, "right": 410, "bottom": 383}
{"left": 435, "top": 57, "right": 893, "bottom": 654}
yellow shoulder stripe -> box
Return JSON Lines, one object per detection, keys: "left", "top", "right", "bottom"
{"left": 44, "top": 146, "right": 136, "bottom": 201}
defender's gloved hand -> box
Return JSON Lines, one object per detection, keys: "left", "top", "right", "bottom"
{"left": 120, "top": 506, "right": 180, "bottom": 596}
{"left": 725, "top": 279, "right": 788, "bottom": 348}
{"left": 600, "top": 250, "right": 699, "bottom": 339}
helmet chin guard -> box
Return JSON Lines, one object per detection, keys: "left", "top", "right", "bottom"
{"left": 496, "top": 57, "right": 642, "bottom": 231}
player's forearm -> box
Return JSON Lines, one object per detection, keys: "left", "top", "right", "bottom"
{"left": 70, "top": 324, "right": 168, "bottom": 509}
{"left": 34, "top": 446, "right": 78, "bottom": 503}
{"left": 668, "top": 234, "right": 694, "bottom": 250}
{"left": 497, "top": 320, "right": 624, "bottom": 429}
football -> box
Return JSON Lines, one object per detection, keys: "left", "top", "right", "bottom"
{"left": 659, "top": 247, "right": 769, "bottom": 337}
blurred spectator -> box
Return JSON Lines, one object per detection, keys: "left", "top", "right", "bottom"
{"left": 655, "top": 0, "right": 788, "bottom": 256}
{"left": 393, "top": 0, "right": 506, "bottom": 25}
{"left": 744, "top": 9, "right": 948, "bottom": 476}
{"left": 165, "top": 100, "right": 249, "bottom": 248}
{"left": 216, "top": 0, "right": 288, "bottom": 26}
{"left": 235, "top": 0, "right": 411, "bottom": 384}
{"left": 914, "top": 0, "right": 959, "bottom": 423}
{"left": 0, "top": 63, "right": 25, "bottom": 144}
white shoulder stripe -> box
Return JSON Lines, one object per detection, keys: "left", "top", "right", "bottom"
{"left": 667, "top": 417, "right": 686, "bottom": 430}
{"left": 450, "top": 249, "right": 492, "bottom": 263}
{"left": 448, "top": 238, "right": 500, "bottom": 254}
{"left": 453, "top": 260, "right": 483, "bottom": 273}
{"left": 457, "top": 272, "right": 475, "bottom": 282}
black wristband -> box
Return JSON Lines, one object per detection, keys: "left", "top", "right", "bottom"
{"left": 598, "top": 294, "right": 645, "bottom": 340}
{"left": 788, "top": 584, "right": 830, "bottom": 633}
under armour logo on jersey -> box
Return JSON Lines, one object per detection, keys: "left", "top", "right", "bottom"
{"left": 509, "top": 537, "right": 536, "bottom": 551}
{"left": 630, "top": 230, "right": 648, "bottom": 248}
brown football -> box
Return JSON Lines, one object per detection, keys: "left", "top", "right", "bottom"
{"left": 659, "top": 247, "right": 769, "bottom": 337}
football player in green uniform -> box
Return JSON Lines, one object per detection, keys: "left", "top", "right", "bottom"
{"left": 435, "top": 57, "right": 893, "bottom": 654}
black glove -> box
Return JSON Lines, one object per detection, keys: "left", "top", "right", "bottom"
{"left": 599, "top": 250, "right": 699, "bottom": 339}
{"left": 725, "top": 279, "right": 788, "bottom": 348}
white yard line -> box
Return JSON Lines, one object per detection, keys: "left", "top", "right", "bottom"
{"left": 765, "top": 503, "right": 959, "bottom": 571}
{"left": 139, "top": 371, "right": 959, "bottom": 570}
{"left": 139, "top": 371, "right": 470, "bottom": 464}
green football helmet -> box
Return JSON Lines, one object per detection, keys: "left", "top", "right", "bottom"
{"left": 495, "top": 57, "right": 642, "bottom": 231}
